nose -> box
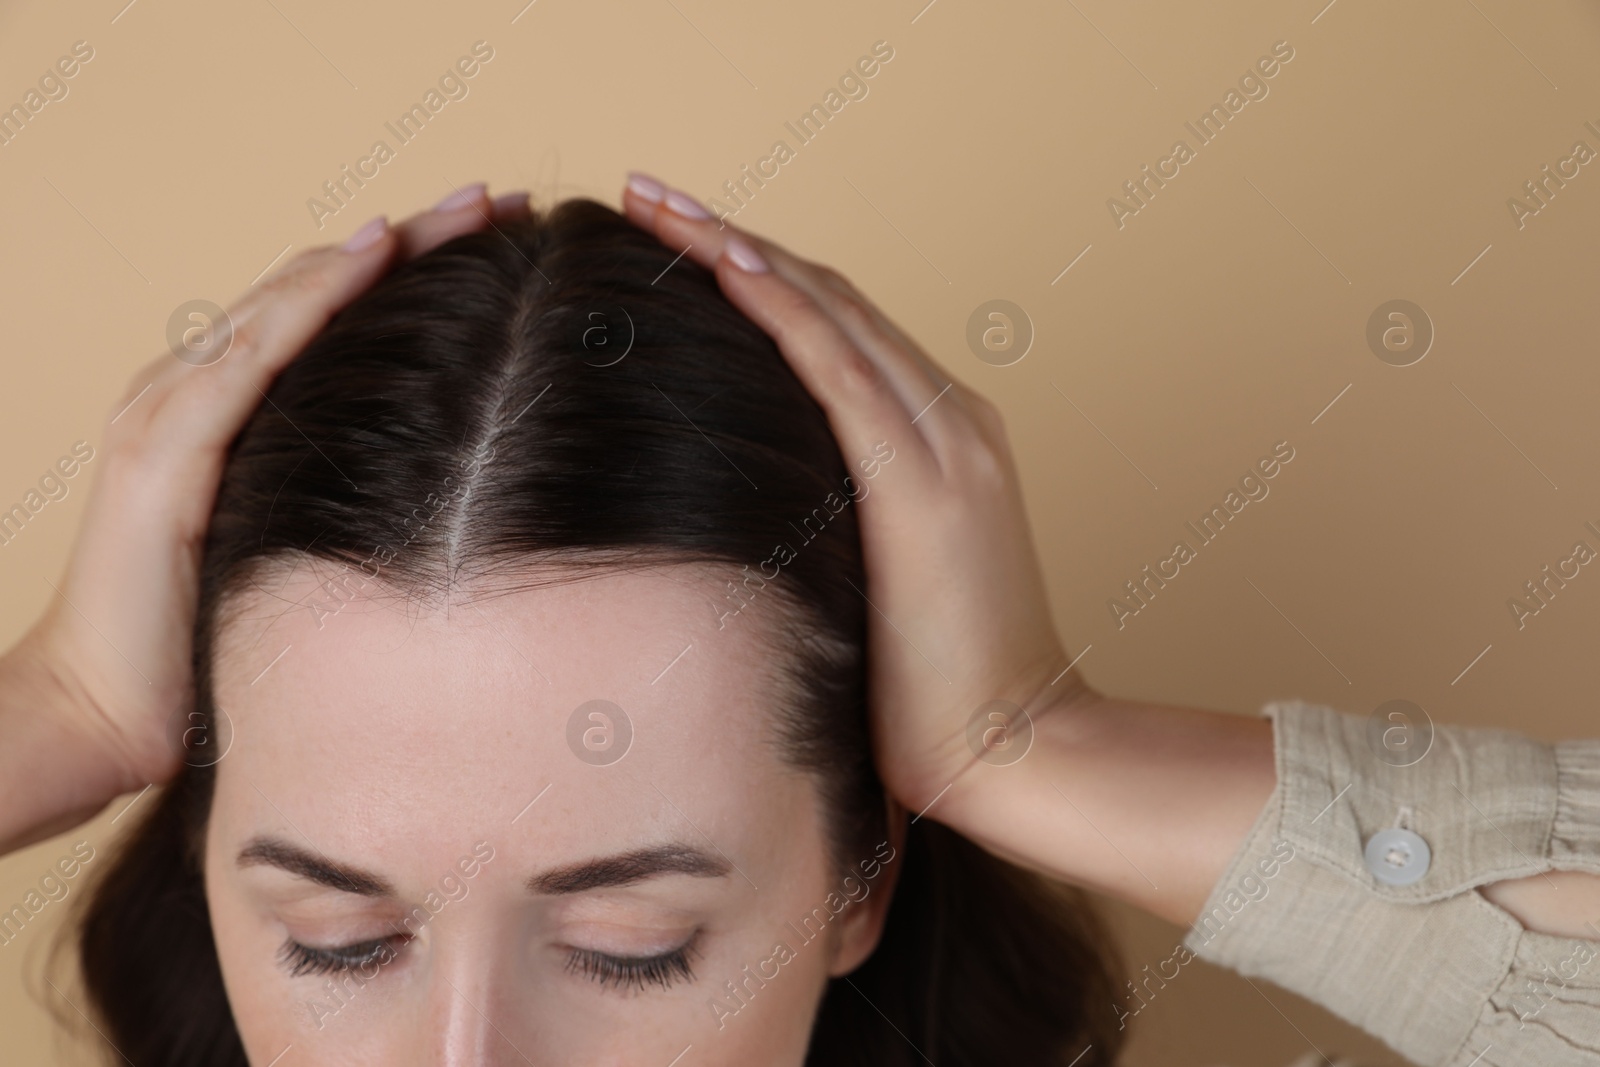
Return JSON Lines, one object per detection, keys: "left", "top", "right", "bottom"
{"left": 423, "top": 969, "right": 533, "bottom": 1067}
{"left": 432, "top": 978, "right": 493, "bottom": 1066}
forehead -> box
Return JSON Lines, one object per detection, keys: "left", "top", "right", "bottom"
{"left": 208, "top": 561, "right": 807, "bottom": 872}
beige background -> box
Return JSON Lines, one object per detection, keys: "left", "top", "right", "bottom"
{"left": 3, "top": 0, "right": 1599, "bottom": 1062}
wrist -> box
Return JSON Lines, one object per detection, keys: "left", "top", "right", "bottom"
{"left": 928, "top": 680, "right": 1277, "bottom": 921}
{"left": 925, "top": 657, "right": 1105, "bottom": 841}
{"left": 4, "top": 624, "right": 164, "bottom": 798}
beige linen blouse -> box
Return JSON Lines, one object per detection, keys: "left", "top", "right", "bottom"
{"left": 1187, "top": 700, "right": 1600, "bottom": 1066}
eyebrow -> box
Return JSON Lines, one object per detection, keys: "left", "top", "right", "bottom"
{"left": 237, "top": 838, "right": 730, "bottom": 898}
{"left": 237, "top": 837, "right": 394, "bottom": 897}
{"left": 528, "top": 844, "right": 731, "bottom": 895}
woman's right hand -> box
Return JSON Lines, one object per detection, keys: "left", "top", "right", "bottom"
{"left": 0, "top": 185, "right": 528, "bottom": 853}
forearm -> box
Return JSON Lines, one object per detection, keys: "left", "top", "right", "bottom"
{"left": 935, "top": 683, "right": 1600, "bottom": 942}
{"left": 0, "top": 632, "right": 136, "bottom": 855}
{"left": 931, "top": 683, "right": 1276, "bottom": 927}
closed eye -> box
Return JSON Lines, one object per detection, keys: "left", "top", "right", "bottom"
{"left": 280, "top": 934, "right": 406, "bottom": 978}
{"left": 564, "top": 935, "right": 699, "bottom": 993}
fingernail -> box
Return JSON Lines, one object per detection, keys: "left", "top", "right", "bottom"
{"left": 664, "top": 189, "right": 711, "bottom": 220}
{"left": 342, "top": 216, "right": 388, "bottom": 252}
{"left": 433, "top": 182, "right": 487, "bottom": 212}
{"left": 626, "top": 172, "right": 666, "bottom": 203}
{"left": 492, "top": 190, "right": 530, "bottom": 214}
{"left": 723, "top": 234, "right": 770, "bottom": 273}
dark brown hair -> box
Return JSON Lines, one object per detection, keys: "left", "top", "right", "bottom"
{"left": 65, "top": 199, "right": 1124, "bottom": 1065}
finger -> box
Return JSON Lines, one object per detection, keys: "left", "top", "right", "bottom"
{"left": 390, "top": 183, "right": 530, "bottom": 259}
{"left": 393, "top": 181, "right": 497, "bottom": 260}
{"left": 238, "top": 180, "right": 497, "bottom": 311}
{"left": 623, "top": 175, "right": 970, "bottom": 450}
{"left": 799, "top": 266, "right": 1006, "bottom": 444}
{"left": 121, "top": 226, "right": 401, "bottom": 455}
{"left": 622, "top": 172, "right": 676, "bottom": 232}
{"left": 116, "top": 178, "right": 523, "bottom": 451}
{"left": 227, "top": 180, "right": 489, "bottom": 317}
{"left": 620, "top": 175, "right": 933, "bottom": 402}
{"left": 491, "top": 189, "right": 532, "bottom": 222}
{"left": 702, "top": 252, "right": 937, "bottom": 483}
{"left": 106, "top": 215, "right": 389, "bottom": 426}
{"left": 723, "top": 235, "right": 1004, "bottom": 465}
{"left": 213, "top": 180, "right": 518, "bottom": 399}
{"left": 812, "top": 267, "right": 955, "bottom": 393}
{"left": 780, "top": 260, "right": 956, "bottom": 420}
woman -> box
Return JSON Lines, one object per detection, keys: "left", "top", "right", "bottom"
{"left": 1, "top": 177, "right": 1597, "bottom": 1065}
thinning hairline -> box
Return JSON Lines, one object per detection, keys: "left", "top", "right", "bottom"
{"left": 215, "top": 547, "right": 799, "bottom": 628}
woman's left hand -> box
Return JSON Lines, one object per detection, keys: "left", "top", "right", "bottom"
{"left": 620, "top": 175, "right": 1282, "bottom": 923}
{"left": 618, "top": 174, "right": 1076, "bottom": 818}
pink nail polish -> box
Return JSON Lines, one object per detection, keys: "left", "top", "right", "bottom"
{"left": 723, "top": 235, "right": 770, "bottom": 273}
{"left": 433, "top": 183, "right": 487, "bottom": 212}
{"left": 664, "top": 190, "right": 712, "bottom": 220}
{"left": 492, "top": 190, "right": 530, "bottom": 214}
{"left": 342, "top": 216, "right": 388, "bottom": 252}
{"left": 626, "top": 172, "right": 665, "bottom": 203}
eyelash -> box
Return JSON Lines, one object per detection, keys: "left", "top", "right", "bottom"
{"left": 564, "top": 937, "right": 699, "bottom": 993}
{"left": 280, "top": 935, "right": 404, "bottom": 978}
{"left": 277, "top": 933, "right": 700, "bottom": 992}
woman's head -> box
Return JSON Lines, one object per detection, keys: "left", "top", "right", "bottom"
{"left": 72, "top": 199, "right": 1123, "bottom": 1065}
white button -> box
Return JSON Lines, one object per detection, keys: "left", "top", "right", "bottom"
{"left": 1364, "top": 828, "right": 1431, "bottom": 886}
